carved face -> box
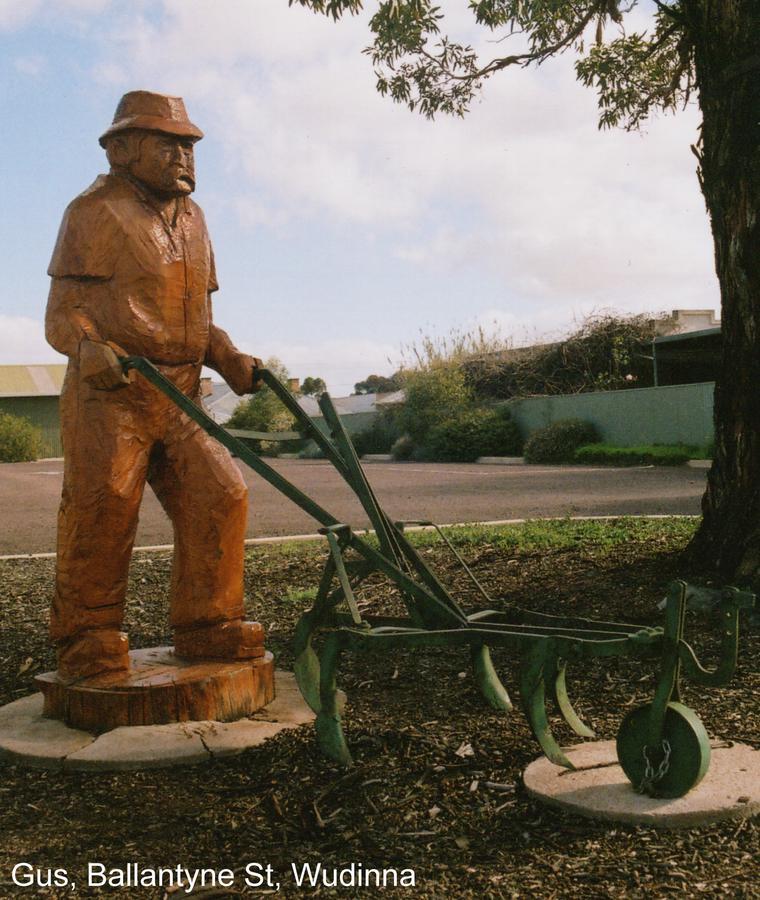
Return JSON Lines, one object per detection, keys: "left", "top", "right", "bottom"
{"left": 128, "top": 132, "right": 196, "bottom": 198}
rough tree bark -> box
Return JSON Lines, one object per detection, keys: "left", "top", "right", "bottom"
{"left": 686, "top": 0, "right": 760, "bottom": 579}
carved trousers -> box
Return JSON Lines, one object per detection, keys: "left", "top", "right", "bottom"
{"left": 50, "top": 360, "right": 248, "bottom": 643}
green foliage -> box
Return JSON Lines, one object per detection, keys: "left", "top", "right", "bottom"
{"left": 468, "top": 312, "right": 665, "bottom": 400}
{"left": 281, "top": 586, "right": 318, "bottom": 604}
{"left": 251, "top": 514, "right": 698, "bottom": 556}
{"left": 226, "top": 357, "right": 298, "bottom": 453}
{"left": 353, "top": 372, "right": 403, "bottom": 395}
{"left": 301, "top": 376, "right": 326, "bottom": 397}
{"left": 397, "top": 363, "right": 473, "bottom": 443}
{"left": 523, "top": 419, "right": 599, "bottom": 464}
{"left": 576, "top": 14, "right": 693, "bottom": 131}
{"left": 351, "top": 410, "right": 402, "bottom": 456}
{"left": 390, "top": 433, "right": 416, "bottom": 460}
{"left": 574, "top": 443, "right": 696, "bottom": 467}
{"left": 425, "top": 406, "right": 522, "bottom": 462}
{"left": 294, "top": 1, "right": 689, "bottom": 129}
{"left": 299, "top": 442, "right": 326, "bottom": 460}
{"left": 0, "top": 412, "right": 42, "bottom": 462}
{"left": 403, "top": 516, "right": 698, "bottom": 554}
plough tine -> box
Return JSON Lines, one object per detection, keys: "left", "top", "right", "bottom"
{"left": 550, "top": 659, "right": 595, "bottom": 738}
{"left": 293, "top": 611, "right": 323, "bottom": 715}
{"left": 520, "top": 646, "right": 574, "bottom": 769}
{"left": 471, "top": 644, "right": 512, "bottom": 711}
{"left": 315, "top": 633, "right": 353, "bottom": 766}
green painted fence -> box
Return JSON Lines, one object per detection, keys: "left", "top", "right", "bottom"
{"left": 506, "top": 381, "right": 715, "bottom": 448}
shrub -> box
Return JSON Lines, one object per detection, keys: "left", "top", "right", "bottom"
{"left": 391, "top": 434, "right": 416, "bottom": 460}
{"left": 299, "top": 442, "right": 325, "bottom": 460}
{"left": 226, "top": 356, "right": 298, "bottom": 455}
{"left": 424, "top": 407, "right": 523, "bottom": 463}
{"left": 524, "top": 419, "right": 599, "bottom": 464}
{"left": 0, "top": 412, "right": 42, "bottom": 462}
{"left": 351, "top": 412, "right": 402, "bottom": 456}
{"left": 574, "top": 443, "right": 694, "bottom": 466}
{"left": 396, "top": 364, "right": 473, "bottom": 444}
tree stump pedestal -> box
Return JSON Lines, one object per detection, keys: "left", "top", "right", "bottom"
{"left": 34, "top": 647, "right": 275, "bottom": 733}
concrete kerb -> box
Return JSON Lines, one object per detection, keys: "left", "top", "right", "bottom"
{"left": 0, "top": 672, "right": 315, "bottom": 772}
{"left": 0, "top": 515, "right": 701, "bottom": 562}
{"left": 523, "top": 740, "right": 760, "bottom": 829}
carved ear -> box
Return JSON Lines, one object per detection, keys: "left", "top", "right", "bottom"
{"left": 106, "top": 133, "right": 140, "bottom": 169}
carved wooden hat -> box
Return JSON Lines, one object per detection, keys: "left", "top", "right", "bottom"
{"left": 99, "top": 90, "right": 204, "bottom": 147}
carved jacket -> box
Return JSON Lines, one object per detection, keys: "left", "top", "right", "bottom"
{"left": 45, "top": 172, "right": 253, "bottom": 394}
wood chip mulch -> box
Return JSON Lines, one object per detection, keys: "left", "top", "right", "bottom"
{"left": 0, "top": 523, "right": 757, "bottom": 898}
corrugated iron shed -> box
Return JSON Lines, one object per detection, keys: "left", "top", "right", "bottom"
{"left": 0, "top": 364, "right": 67, "bottom": 398}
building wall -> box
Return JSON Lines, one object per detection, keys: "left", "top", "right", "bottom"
{"left": 309, "top": 411, "right": 379, "bottom": 437}
{"left": 0, "top": 397, "right": 63, "bottom": 457}
{"left": 506, "top": 382, "right": 714, "bottom": 448}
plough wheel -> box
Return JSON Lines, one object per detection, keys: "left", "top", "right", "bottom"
{"left": 616, "top": 702, "right": 711, "bottom": 798}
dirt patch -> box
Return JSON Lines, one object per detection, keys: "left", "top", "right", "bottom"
{"left": 0, "top": 522, "right": 757, "bottom": 898}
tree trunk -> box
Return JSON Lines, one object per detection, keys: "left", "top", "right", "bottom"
{"left": 685, "top": 0, "right": 760, "bottom": 580}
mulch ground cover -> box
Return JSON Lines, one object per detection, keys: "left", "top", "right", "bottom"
{"left": 0, "top": 519, "right": 757, "bottom": 898}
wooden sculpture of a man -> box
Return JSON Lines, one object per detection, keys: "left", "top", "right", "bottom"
{"left": 45, "top": 91, "right": 265, "bottom": 680}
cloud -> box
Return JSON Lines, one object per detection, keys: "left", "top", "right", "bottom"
{"left": 4, "top": 1, "right": 718, "bottom": 380}
{"left": 87, "top": 1, "right": 715, "bottom": 322}
{"left": 0, "top": 0, "right": 109, "bottom": 30}
{"left": 0, "top": 0, "right": 43, "bottom": 30}
{"left": 0, "top": 317, "right": 64, "bottom": 365}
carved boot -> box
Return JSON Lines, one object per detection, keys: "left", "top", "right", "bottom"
{"left": 173, "top": 619, "right": 266, "bottom": 661}
{"left": 56, "top": 629, "right": 130, "bottom": 682}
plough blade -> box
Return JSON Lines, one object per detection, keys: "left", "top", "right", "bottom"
{"left": 471, "top": 644, "right": 512, "bottom": 711}
{"left": 520, "top": 647, "right": 574, "bottom": 770}
{"left": 550, "top": 659, "right": 595, "bottom": 739}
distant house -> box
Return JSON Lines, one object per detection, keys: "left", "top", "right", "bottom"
{"left": 0, "top": 364, "right": 68, "bottom": 457}
{"left": 204, "top": 378, "right": 405, "bottom": 437}
{"left": 297, "top": 391, "right": 403, "bottom": 436}
{"left": 203, "top": 379, "right": 241, "bottom": 423}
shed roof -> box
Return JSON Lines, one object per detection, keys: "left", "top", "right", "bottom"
{"left": 653, "top": 326, "right": 721, "bottom": 345}
{"left": 0, "top": 364, "right": 67, "bottom": 398}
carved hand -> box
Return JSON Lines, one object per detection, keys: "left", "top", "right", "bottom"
{"left": 251, "top": 357, "right": 264, "bottom": 393}
{"left": 79, "top": 339, "right": 131, "bottom": 391}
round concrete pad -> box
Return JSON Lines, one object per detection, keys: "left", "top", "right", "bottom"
{"left": 0, "top": 671, "right": 314, "bottom": 772}
{"left": 524, "top": 740, "right": 760, "bottom": 829}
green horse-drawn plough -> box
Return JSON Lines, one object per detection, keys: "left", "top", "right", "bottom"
{"left": 123, "top": 356, "right": 755, "bottom": 798}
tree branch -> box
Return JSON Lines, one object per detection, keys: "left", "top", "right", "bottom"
{"left": 416, "top": 7, "right": 599, "bottom": 84}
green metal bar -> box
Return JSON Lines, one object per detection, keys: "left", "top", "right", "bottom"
{"left": 228, "top": 428, "right": 302, "bottom": 441}
{"left": 400, "top": 520, "right": 493, "bottom": 604}
{"left": 384, "top": 523, "right": 469, "bottom": 621}
{"left": 347, "top": 534, "right": 466, "bottom": 628}
{"left": 319, "top": 391, "right": 404, "bottom": 566}
{"left": 259, "top": 369, "right": 351, "bottom": 472}
{"left": 257, "top": 367, "right": 467, "bottom": 621}
{"left": 325, "top": 530, "right": 363, "bottom": 626}
{"left": 677, "top": 586, "right": 754, "bottom": 686}
{"left": 122, "top": 357, "right": 343, "bottom": 530}
{"left": 121, "top": 357, "right": 463, "bottom": 628}
{"left": 647, "top": 581, "right": 686, "bottom": 746}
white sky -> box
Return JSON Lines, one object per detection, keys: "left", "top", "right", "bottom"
{"left": 0, "top": 0, "right": 717, "bottom": 394}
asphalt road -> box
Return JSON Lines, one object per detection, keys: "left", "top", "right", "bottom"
{"left": 0, "top": 458, "right": 707, "bottom": 556}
